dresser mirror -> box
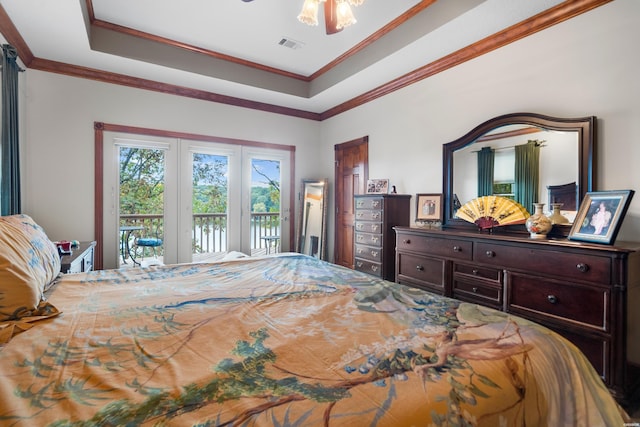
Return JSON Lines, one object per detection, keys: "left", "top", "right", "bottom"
{"left": 296, "top": 179, "right": 329, "bottom": 260}
{"left": 442, "top": 113, "right": 596, "bottom": 231}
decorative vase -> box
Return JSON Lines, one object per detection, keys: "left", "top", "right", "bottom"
{"left": 525, "top": 203, "right": 553, "bottom": 239}
{"left": 547, "top": 203, "right": 570, "bottom": 225}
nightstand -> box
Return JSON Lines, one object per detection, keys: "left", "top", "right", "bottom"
{"left": 60, "top": 241, "right": 96, "bottom": 273}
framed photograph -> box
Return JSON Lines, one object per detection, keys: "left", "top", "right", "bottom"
{"left": 366, "top": 179, "right": 389, "bottom": 194}
{"left": 568, "top": 190, "right": 635, "bottom": 245}
{"left": 416, "top": 193, "right": 443, "bottom": 221}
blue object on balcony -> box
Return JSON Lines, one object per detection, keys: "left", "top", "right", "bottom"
{"left": 136, "top": 237, "right": 163, "bottom": 247}
{"left": 132, "top": 236, "right": 163, "bottom": 266}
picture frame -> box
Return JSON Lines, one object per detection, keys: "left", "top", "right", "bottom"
{"left": 568, "top": 190, "right": 635, "bottom": 245}
{"left": 366, "top": 179, "right": 390, "bottom": 194}
{"left": 416, "top": 193, "right": 443, "bottom": 222}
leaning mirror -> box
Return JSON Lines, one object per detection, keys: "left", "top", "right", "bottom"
{"left": 443, "top": 113, "right": 596, "bottom": 232}
{"left": 296, "top": 179, "right": 329, "bottom": 260}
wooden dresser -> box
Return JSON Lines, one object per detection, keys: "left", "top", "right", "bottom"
{"left": 394, "top": 226, "right": 640, "bottom": 406}
{"left": 354, "top": 194, "right": 410, "bottom": 280}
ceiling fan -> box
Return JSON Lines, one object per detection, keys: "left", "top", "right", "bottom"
{"left": 241, "top": 0, "right": 352, "bottom": 35}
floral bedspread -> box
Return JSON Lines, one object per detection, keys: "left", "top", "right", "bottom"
{"left": 0, "top": 254, "right": 628, "bottom": 426}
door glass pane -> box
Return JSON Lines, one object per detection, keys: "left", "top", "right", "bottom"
{"left": 250, "top": 158, "right": 281, "bottom": 256}
{"left": 192, "top": 153, "right": 229, "bottom": 262}
{"left": 118, "top": 146, "right": 165, "bottom": 267}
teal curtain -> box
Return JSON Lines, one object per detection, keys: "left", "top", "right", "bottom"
{"left": 477, "top": 147, "right": 494, "bottom": 197}
{"left": 1, "top": 44, "right": 22, "bottom": 215}
{"left": 514, "top": 141, "right": 540, "bottom": 213}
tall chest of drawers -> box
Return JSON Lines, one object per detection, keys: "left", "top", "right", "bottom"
{"left": 394, "top": 226, "right": 640, "bottom": 407}
{"left": 354, "top": 194, "right": 410, "bottom": 280}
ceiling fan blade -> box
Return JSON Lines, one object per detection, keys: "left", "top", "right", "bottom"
{"left": 324, "top": 0, "right": 343, "bottom": 35}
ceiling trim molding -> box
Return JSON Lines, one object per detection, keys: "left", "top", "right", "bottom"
{"left": 91, "top": 19, "right": 311, "bottom": 83}
{"left": 0, "top": 0, "right": 612, "bottom": 122}
{"left": 320, "top": 0, "right": 613, "bottom": 120}
{"left": 27, "top": 56, "right": 322, "bottom": 121}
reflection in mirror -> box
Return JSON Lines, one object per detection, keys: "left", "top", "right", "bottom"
{"left": 443, "top": 113, "right": 595, "bottom": 231}
{"left": 453, "top": 125, "right": 578, "bottom": 210}
{"left": 296, "top": 179, "right": 329, "bottom": 260}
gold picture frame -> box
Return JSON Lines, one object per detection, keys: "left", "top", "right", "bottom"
{"left": 416, "top": 193, "right": 443, "bottom": 221}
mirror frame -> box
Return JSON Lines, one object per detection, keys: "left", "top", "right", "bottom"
{"left": 442, "top": 112, "right": 596, "bottom": 231}
{"left": 296, "top": 178, "right": 329, "bottom": 260}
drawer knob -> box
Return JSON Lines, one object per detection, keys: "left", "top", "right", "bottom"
{"left": 453, "top": 246, "right": 462, "bottom": 252}
{"left": 547, "top": 295, "right": 558, "bottom": 304}
{"left": 416, "top": 265, "right": 424, "bottom": 271}
{"left": 371, "top": 265, "right": 378, "bottom": 272}
{"left": 576, "top": 263, "right": 589, "bottom": 273}
{"left": 403, "top": 239, "right": 411, "bottom": 244}
{"left": 472, "top": 269, "right": 479, "bottom": 275}
{"left": 485, "top": 250, "right": 496, "bottom": 258}
{"left": 472, "top": 287, "right": 478, "bottom": 293}
{"left": 371, "top": 251, "right": 379, "bottom": 257}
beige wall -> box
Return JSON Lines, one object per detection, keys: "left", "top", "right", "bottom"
{"left": 18, "top": 0, "right": 640, "bottom": 257}
{"left": 321, "top": 0, "right": 640, "bottom": 251}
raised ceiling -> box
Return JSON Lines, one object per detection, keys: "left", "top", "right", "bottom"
{"left": 0, "top": 0, "right": 611, "bottom": 119}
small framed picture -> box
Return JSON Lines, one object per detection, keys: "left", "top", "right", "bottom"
{"left": 366, "top": 179, "right": 389, "bottom": 194}
{"left": 416, "top": 193, "right": 443, "bottom": 221}
{"left": 568, "top": 190, "right": 634, "bottom": 245}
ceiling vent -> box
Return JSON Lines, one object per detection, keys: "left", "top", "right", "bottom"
{"left": 278, "top": 37, "right": 304, "bottom": 50}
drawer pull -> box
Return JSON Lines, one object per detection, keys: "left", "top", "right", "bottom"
{"left": 372, "top": 213, "right": 381, "bottom": 219}
{"left": 576, "top": 263, "right": 590, "bottom": 273}
{"left": 485, "top": 250, "right": 496, "bottom": 258}
{"left": 472, "top": 269, "right": 479, "bottom": 275}
{"left": 547, "top": 295, "right": 558, "bottom": 304}
{"left": 453, "top": 246, "right": 462, "bottom": 252}
{"left": 357, "top": 235, "right": 364, "bottom": 242}
{"left": 372, "top": 201, "right": 380, "bottom": 208}
{"left": 371, "top": 251, "right": 379, "bottom": 257}
{"left": 356, "top": 201, "right": 364, "bottom": 208}
{"left": 356, "top": 261, "right": 363, "bottom": 268}
{"left": 372, "top": 225, "right": 379, "bottom": 231}
{"left": 357, "top": 248, "right": 363, "bottom": 254}
{"left": 356, "top": 212, "right": 363, "bottom": 219}
{"left": 356, "top": 224, "right": 363, "bottom": 230}
{"left": 472, "top": 287, "right": 478, "bottom": 293}
{"left": 416, "top": 265, "right": 424, "bottom": 271}
{"left": 371, "top": 265, "right": 378, "bottom": 272}
{"left": 403, "top": 239, "right": 411, "bottom": 244}
{"left": 372, "top": 237, "right": 379, "bottom": 243}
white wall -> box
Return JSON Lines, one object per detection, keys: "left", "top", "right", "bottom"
{"left": 19, "top": 0, "right": 640, "bottom": 258}
{"left": 21, "top": 72, "right": 321, "bottom": 242}
{"left": 321, "top": 0, "right": 640, "bottom": 253}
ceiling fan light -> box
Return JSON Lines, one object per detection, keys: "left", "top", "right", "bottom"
{"left": 336, "top": 1, "right": 357, "bottom": 29}
{"left": 298, "top": 0, "right": 320, "bottom": 26}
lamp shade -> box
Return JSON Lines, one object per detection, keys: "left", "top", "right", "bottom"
{"left": 336, "top": 0, "right": 357, "bottom": 29}
{"left": 298, "top": 0, "right": 320, "bottom": 26}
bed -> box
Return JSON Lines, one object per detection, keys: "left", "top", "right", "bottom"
{"left": 0, "top": 215, "right": 631, "bottom": 426}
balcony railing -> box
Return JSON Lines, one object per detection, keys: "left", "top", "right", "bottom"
{"left": 120, "top": 212, "right": 280, "bottom": 256}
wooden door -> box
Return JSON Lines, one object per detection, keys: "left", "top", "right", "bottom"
{"left": 334, "top": 137, "right": 368, "bottom": 269}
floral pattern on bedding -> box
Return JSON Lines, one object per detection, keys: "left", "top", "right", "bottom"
{"left": 0, "top": 255, "right": 627, "bottom": 426}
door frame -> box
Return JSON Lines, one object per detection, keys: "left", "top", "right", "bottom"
{"left": 334, "top": 136, "right": 368, "bottom": 268}
{"left": 94, "top": 122, "right": 295, "bottom": 270}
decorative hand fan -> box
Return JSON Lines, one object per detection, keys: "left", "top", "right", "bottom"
{"left": 455, "top": 196, "right": 530, "bottom": 230}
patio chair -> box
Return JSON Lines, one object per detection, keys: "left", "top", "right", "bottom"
{"left": 131, "top": 226, "right": 163, "bottom": 266}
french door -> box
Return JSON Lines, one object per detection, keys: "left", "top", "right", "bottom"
{"left": 103, "top": 132, "right": 290, "bottom": 269}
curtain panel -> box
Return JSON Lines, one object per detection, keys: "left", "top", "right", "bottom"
{"left": 1, "top": 44, "right": 21, "bottom": 216}
{"left": 476, "top": 147, "right": 494, "bottom": 197}
{"left": 514, "top": 141, "right": 540, "bottom": 213}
